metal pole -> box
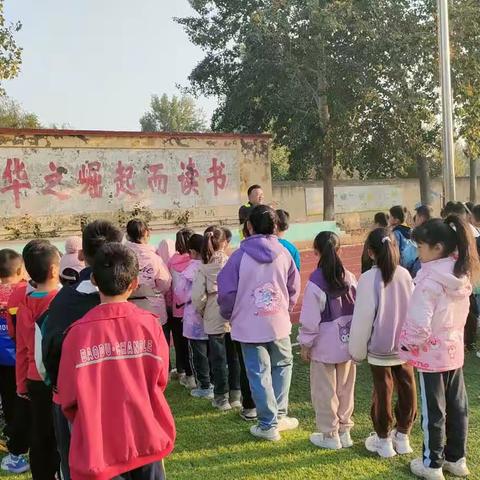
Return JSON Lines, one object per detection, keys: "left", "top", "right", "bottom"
{"left": 438, "top": 0, "right": 456, "bottom": 201}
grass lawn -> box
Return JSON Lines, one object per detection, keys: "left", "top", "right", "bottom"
{"left": 1, "top": 328, "right": 479, "bottom": 479}
{"left": 165, "top": 332, "right": 480, "bottom": 480}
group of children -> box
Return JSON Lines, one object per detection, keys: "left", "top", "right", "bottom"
{"left": 0, "top": 195, "right": 477, "bottom": 480}
{"left": 299, "top": 202, "right": 479, "bottom": 480}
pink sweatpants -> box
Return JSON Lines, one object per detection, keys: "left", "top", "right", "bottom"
{"left": 310, "top": 360, "right": 356, "bottom": 435}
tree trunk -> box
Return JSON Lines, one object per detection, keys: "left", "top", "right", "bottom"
{"left": 470, "top": 155, "right": 477, "bottom": 203}
{"left": 417, "top": 155, "right": 431, "bottom": 205}
{"left": 323, "top": 143, "right": 335, "bottom": 221}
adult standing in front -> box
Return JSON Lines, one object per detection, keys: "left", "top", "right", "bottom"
{"left": 239, "top": 185, "right": 265, "bottom": 226}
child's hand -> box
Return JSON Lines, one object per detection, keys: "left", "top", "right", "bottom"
{"left": 300, "top": 346, "right": 311, "bottom": 363}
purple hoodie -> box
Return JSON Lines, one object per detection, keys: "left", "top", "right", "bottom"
{"left": 217, "top": 235, "right": 301, "bottom": 343}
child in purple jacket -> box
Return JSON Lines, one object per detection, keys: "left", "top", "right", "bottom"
{"left": 218, "top": 205, "right": 301, "bottom": 442}
{"left": 298, "top": 231, "right": 357, "bottom": 451}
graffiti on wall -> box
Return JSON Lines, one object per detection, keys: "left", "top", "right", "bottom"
{"left": 0, "top": 148, "right": 240, "bottom": 216}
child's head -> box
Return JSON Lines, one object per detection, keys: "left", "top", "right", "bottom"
{"left": 373, "top": 212, "right": 388, "bottom": 228}
{"left": 365, "top": 228, "right": 399, "bottom": 284}
{"left": 441, "top": 201, "right": 466, "bottom": 220}
{"left": 248, "top": 184, "right": 264, "bottom": 206}
{"left": 23, "top": 240, "right": 60, "bottom": 287}
{"left": 202, "top": 226, "right": 227, "bottom": 263}
{"left": 188, "top": 234, "right": 204, "bottom": 260}
{"left": 247, "top": 205, "right": 277, "bottom": 236}
{"left": 472, "top": 205, "right": 480, "bottom": 227}
{"left": 175, "top": 228, "right": 195, "bottom": 255}
{"left": 64, "top": 236, "right": 82, "bottom": 254}
{"left": 92, "top": 243, "right": 139, "bottom": 301}
{"left": 126, "top": 219, "right": 150, "bottom": 244}
{"left": 276, "top": 209, "right": 290, "bottom": 236}
{"left": 414, "top": 204, "right": 433, "bottom": 227}
{"left": 389, "top": 205, "right": 406, "bottom": 226}
{"left": 412, "top": 215, "right": 480, "bottom": 280}
{"left": 222, "top": 227, "right": 233, "bottom": 244}
{"left": 313, "top": 231, "right": 347, "bottom": 291}
{"left": 0, "top": 249, "right": 24, "bottom": 282}
{"left": 82, "top": 220, "right": 123, "bottom": 266}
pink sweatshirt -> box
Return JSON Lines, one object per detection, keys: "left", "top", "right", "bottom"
{"left": 174, "top": 259, "right": 207, "bottom": 340}
{"left": 168, "top": 253, "right": 191, "bottom": 318}
{"left": 125, "top": 241, "right": 171, "bottom": 324}
{"left": 399, "top": 257, "right": 471, "bottom": 373}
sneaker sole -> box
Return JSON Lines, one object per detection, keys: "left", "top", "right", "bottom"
{"left": 443, "top": 466, "right": 470, "bottom": 477}
{"left": 1, "top": 466, "right": 30, "bottom": 474}
{"left": 365, "top": 442, "right": 396, "bottom": 458}
{"left": 240, "top": 415, "right": 258, "bottom": 422}
{"left": 251, "top": 432, "right": 281, "bottom": 442}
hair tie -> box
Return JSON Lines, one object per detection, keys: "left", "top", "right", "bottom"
{"left": 206, "top": 231, "right": 213, "bottom": 237}
{"left": 449, "top": 222, "right": 457, "bottom": 232}
{"left": 381, "top": 236, "right": 391, "bottom": 244}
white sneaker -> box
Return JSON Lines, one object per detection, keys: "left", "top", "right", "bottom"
{"left": 1, "top": 454, "right": 30, "bottom": 474}
{"left": 212, "top": 397, "right": 232, "bottom": 411}
{"left": 443, "top": 457, "right": 470, "bottom": 477}
{"left": 339, "top": 431, "right": 354, "bottom": 448}
{"left": 179, "top": 375, "right": 196, "bottom": 389}
{"left": 392, "top": 429, "right": 413, "bottom": 454}
{"left": 410, "top": 458, "right": 445, "bottom": 479}
{"left": 230, "top": 400, "right": 242, "bottom": 409}
{"left": 277, "top": 416, "right": 299, "bottom": 432}
{"left": 365, "top": 433, "right": 396, "bottom": 458}
{"left": 250, "top": 425, "right": 281, "bottom": 442}
{"left": 310, "top": 432, "right": 342, "bottom": 450}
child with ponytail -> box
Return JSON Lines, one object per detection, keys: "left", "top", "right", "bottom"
{"left": 349, "top": 228, "right": 416, "bottom": 458}
{"left": 298, "top": 232, "right": 357, "bottom": 450}
{"left": 400, "top": 215, "right": 480, "bottom": 480}
{"left": 192, "top": 226, "right": 241, "bottom": 411}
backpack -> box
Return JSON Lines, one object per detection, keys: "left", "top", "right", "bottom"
{"left": 394, "top": 229, "right": 417, "bottom": 275}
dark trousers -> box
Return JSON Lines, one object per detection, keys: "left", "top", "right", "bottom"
{"left": 52, "top": 402, "right": 71, "bottom": 480}
{"left": 171, "top": 317, "right": 192, "bottom": 376}
{"left": 27, "top": 380, "right": 60, "bottom": 480}
{"left": 162, "top": 313, "right": 192, "bottom": 376}
{"left": 419, "top": 369, "right": 468, "bottom": 469}
{"left": 235, "top": 341, "right": 255, "bottom": 409}
{"left": 190, "top": 339, "right": 211, "bottom": 389}
{"left": 464, "top": 294, "right": 478, "bottom": 350}
{"left": 112, "top": 461, "right": 166, "bottom": 480}
{"left": 208, "top": 333, "right": 241, "bottom": 396}
{"left": 370, "top": 364, "right": 417, "bottom": 438}
{"left": 0, "top": 365, "right": 30, "bottom": 455}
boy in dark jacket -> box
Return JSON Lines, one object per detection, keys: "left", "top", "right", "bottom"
{"left": 58, "top": 243, "right": 175, "bottom": 480}
{"left": 17, "top": 240, "right": 61, "bottom": 480}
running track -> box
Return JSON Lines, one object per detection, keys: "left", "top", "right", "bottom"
{"left": 292, "top": 244, "right": 363, "bottom": 323}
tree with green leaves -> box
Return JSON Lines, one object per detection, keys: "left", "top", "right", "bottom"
{"left": 140, "top": 93, "right": 206, "bottom": 132}
{"left": 450, "top": 0, "right": 480, "bottom": 202}
{"left": 178, "top": 0, "right": 438, "bottom": 219}
{"left": 0, "top": 1, "right": 22, "bottom": 95}
{"left": 0, "top": 97, "right": 41, "bottom": 128}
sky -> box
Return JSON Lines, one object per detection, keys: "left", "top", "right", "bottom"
{"left": 3, "top": 0, "right": 218, "bottom": 130}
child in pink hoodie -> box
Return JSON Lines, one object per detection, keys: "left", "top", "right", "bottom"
{"left": 299, "top": 231, "right": 357, "bottom": 451}
{"left": 400, "top": 215, "right": 480, "bottom": 480}
{"left": 125, "top": 219, "right": 171, "bottom": 325}
{"left": 168, "top": 228, "right": 196, "bottom": 389}
{"left": 173, "top": 234, "right": 213, "bottom": 399}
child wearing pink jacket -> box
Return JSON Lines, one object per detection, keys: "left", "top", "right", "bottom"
{"left": 400, "top": 215, "right": 480, "bottom": 480}
{"left": 124, "top": 219, "right": 171, "bottom": 324}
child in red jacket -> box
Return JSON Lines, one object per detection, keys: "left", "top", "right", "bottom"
{"left": 16, "top": 240, "right": 61, "bottom": 480}
{"left": 58, "top": 243, "right": 176, "bottom": 480}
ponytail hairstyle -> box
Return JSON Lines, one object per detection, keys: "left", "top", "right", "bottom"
{"left": 366, "top": 228, "right": 399, "bottom": 284}
{"left": 389, "top": 205, "right": 406, "bottom": 224}
{"left": 412, "top": 215, "right": 480, "bottom": 281}
{"left": 202, "top": 226, "right": 227, "bottom": 264}
{"left": 313, "top": 231, "right": 347, "bottom": 291}
{"left": 248, "top": 205, "right": 278, "bottom": 235}
{"left": 126, "top": 219, "right": 149, "bottom": 244}
{"left": 175, "top": 228, "right": 195, "bottom": 255}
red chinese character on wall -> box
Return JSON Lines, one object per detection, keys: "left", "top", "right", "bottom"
{"left": 177, "top": 157, "right": 199, "bottom": 195}
{"left": 0, "top": 158, "right": 31, "bottom": 209}
{"left": 42, "top": 162, "right": 70, "bottom": 200}
{"left": 114, "top": 161, "right": 136, "bottom": 197}
{"left": 78, "top": 161, "right": 103, "bottom": 198}
{"left": 207, "top": 158, "right": 227, "bottom": 196}
{"left": 147, "top": 163, "right": 168, "bottom": 194}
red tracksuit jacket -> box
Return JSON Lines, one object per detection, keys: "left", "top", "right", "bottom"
{"left": 5, "top": 280, "right": 28, "bottom": 340}
{"left": 16, "top": 290, "right": 58, "bottom": 394}
{"left": 57, "top": 301, "right": 176, "bottom": 480}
